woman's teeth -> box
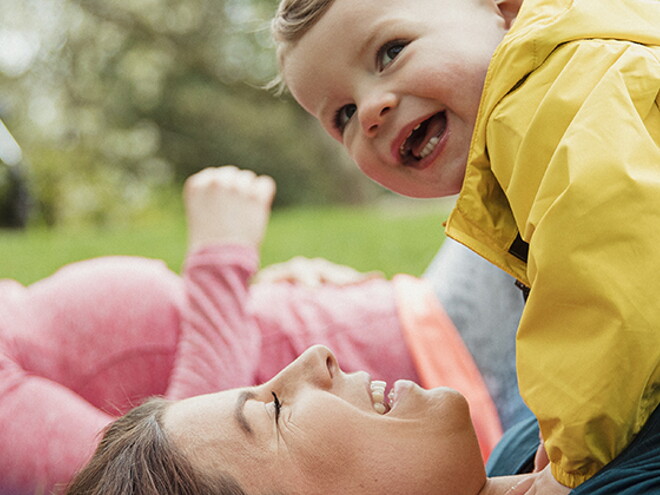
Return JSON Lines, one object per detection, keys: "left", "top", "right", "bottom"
{"left": 370, "top": 380, "right": 388, "bottom": 414}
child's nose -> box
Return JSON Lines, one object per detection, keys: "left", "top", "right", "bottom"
{"left": 359, "top": 91, "right": 397, "bottom": 136}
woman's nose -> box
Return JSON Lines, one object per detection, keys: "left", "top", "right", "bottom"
{"left": 272, "top": 345, "right": 338, "bottom": 392}
{"left": 359, "top": 91, "right": 397, "bottom": 136}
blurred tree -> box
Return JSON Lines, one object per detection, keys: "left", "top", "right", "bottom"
{"left": 0, "top": 118, "right": 31, "bottom": 228}
{"left": 0, "top": 0, "right": 376, "bottom": 226}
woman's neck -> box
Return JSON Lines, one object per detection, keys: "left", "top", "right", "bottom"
{"left": 478, "top": 474, "right": 537, "bottom": 495}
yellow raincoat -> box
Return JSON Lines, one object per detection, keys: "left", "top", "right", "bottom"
{"left": 446, "top": 0, "right": 660, "bottom": 487}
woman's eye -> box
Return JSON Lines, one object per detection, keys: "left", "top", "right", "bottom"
{"left": 272, "top": 391, "right": 282, "bottom": 423}
{"left": 377, "top": 40, "right": 407, "bottom": 70}
{"left": 334, "top": 104, "right": 357, "bottom": 133}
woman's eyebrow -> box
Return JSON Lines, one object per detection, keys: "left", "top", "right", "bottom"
{"left": 234, "top": 390, "right": 256, "bottom": 435}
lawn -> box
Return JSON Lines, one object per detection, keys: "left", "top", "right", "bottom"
{"left": 0, "top": 199, "right": 452, "bottom": 286}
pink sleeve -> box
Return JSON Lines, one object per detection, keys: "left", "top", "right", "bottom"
{"left": 250, "top": 277, "right": 420, "bottom": 387}
{"left": 0, "top": 246, "right": 264, "bottom": 493}
{"left": 166, "top": 244, "right": 262, "bottom": 398}
{"left": 0, "top": 363, "right": 111, "bottom": 493}
{"left": 0, "top": 246, "right": 261, "bottom": 492}
{"left": 0, "top": 257, "right": 184, "bottom": 494}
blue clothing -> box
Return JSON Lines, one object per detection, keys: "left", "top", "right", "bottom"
{"left": 486, "top": 413, "right": 539, "bottom": 477}
{"left": 424, "top": 238, "right": 532, "bottom": 430}
{"left": 487, "top": 405, "right": 660, "bottom": 493}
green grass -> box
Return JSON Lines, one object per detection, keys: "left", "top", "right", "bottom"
{"left": 0, "top": 200, "right": 450, "bottom": 285}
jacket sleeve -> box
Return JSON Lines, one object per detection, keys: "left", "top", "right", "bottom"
{"left": 505, "top": 41, "right": 660, "bottom": 486}
{"left": 166, "top": 244, "right": 262, "bottom": 398}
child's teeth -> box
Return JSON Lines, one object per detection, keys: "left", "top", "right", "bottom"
{"left": 372, "top": 389, "right": 385, "bottom": 403}
{"left": 399, "top": 125, "right": 422, "bottom": 157}
{"left": 373, "top": 402, "right": 387, "bottom": 414}
{"left": 419, "top": 136, "right": 439, "bottom": 159}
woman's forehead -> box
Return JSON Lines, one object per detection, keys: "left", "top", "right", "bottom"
{"left": 163, "top": 390, "right": 242, "bottom": 446}
{"left": 163, "top": 389, "right": 284, "bottom": 489}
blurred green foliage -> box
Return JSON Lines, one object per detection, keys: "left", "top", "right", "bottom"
{"left": 0, "top": 0, "right": 378, "bottom": 227}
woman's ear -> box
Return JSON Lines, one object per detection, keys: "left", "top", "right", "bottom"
{"left": 495, "top": 0, "right": 522, "bottom": 29}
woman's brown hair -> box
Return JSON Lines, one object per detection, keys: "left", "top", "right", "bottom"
{"left": 64, "top": 398, "right": 247, "bottom": 495}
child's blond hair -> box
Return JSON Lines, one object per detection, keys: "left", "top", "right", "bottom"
{"left": 272, "top": 0, "right": 335, "bottom": 45}
{"left": 270, "top": 0, "right": 336, "bottom": 89}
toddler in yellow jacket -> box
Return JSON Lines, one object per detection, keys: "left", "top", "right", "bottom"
{"left": 271, "top": 0, "right": 660, "bottom": 491}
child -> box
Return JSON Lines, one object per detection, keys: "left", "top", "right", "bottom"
{"left": 270, "top": 0, "right": 660, "bottom": 491}
{"left": 0, "top": 166, "right": 505, "bottom": 494}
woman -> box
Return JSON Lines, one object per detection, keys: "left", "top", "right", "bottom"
{"left": 66, "top": 345, "right": 532, "bottom": 495}
{"left": 65, "top": 343, "right": 660, "bottom": 495}
{"left": 1, "top": 166, "right": 509, "bottom": 494}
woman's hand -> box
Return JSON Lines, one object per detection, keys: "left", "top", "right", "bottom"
{"left": 479, "top": 474, "right": 537, "bottom": 495}
{"left": 521, "top": 466, "right": 571, "bottom": 495}
{"left": 480, "top": 467, "right": 570, "bottom": 495}
{"left": 184, "top": 166, "right": 276, "bottom": 252}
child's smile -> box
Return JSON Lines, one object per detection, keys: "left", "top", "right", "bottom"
{"left": 282, "top": 0, "right": 511, "bottom": 198}
{"left": 396, "top": 111, "right": 448, "bottom": 165}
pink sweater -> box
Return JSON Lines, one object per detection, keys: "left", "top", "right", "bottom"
{"left": 0, "top": 245, "right": 499, "bottom": 494}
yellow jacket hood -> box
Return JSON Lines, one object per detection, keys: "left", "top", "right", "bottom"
{"left": 447, "top": 0, "right": 660, "bottom": 283}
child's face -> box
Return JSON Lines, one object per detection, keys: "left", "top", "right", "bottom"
{"left": 283, "top": 0, "right": 510, "bottom": 198}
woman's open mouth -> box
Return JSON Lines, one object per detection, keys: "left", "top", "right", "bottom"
{"left": 370, "top": 380, "right": 391, "bottom": 415}
{"left": 398, "top": 111, "right": 448, "bottom": 165}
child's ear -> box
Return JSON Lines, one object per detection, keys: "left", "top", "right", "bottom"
{"left": 494, "top": 0, "right": 522, "bottom": 29}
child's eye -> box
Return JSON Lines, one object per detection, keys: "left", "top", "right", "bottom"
{"left": 334, "top": 104, "right": 357, "bottom": 133}
{"left": 377, "top": 40, "right": 407, "bottom": 70}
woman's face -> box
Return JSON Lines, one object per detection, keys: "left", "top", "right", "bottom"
{"left": 163, "top": 345, "right": 486, "bottom": 495}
